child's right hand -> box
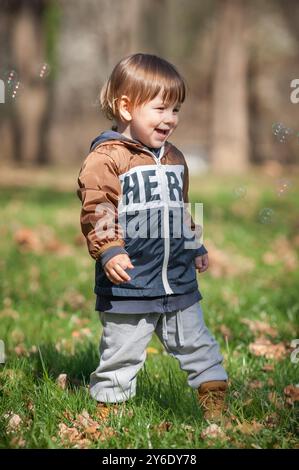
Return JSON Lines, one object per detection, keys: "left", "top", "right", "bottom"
{"left": 103, "top": 254, "right": 134, "bottom": 285}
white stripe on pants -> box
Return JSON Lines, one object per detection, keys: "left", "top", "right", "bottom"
{"left": 89, "top": 302, "right": 228, "bottom": 403}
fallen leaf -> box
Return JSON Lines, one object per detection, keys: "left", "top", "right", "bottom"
{"left": 10, "top": 436, "right": 26, "bottom": 447}
{"left": 219, "top": 325, "right": 233, "bottom": 340}
{"left": 249, "top": 337, "right": 287, "bottom": 360}
{"left": 268, "top": 391, "right": 284, "bottom": 409}
{"left": 235, "top": 419, "right": 264, "bottom": 435}
{"left": 284, "top": 385, "right": 299, "bottom": 405}
{"left": 204, "top": 241, "right": 255, "bottom": 278}
{"left": 0, "top": 308, "right": 19, "bottom": 320}
{"left": 153, "top": 421, "right": 173, "bottom": 434}
{"left": 4, "top": 413, "right": 22, "bottom": 433}
{"left": 57, "top": 408, "right": 116, "bottom": 448}
{"left": 201, "top": 423, "right": 227, "bottom": 440}
{"left": 241, "top": 319, "right": 278, "bottom": 338}
{"left": 264, "top": 413, "right": 279, "bottom": 428}
{"left": 14, "top": 344, "right": 29, "bottom": 356}
{"left": 56, "top": 373, "right": 68, "bottom": 390}
{"left": 248, "top": 380, "right": 263, "bottom": 389}
{"left": 262, "top": 364, "right": 275, "bottom": 372}
{"left": 262, "top": 252, "right": 279, "bottom": 265}
{"left": 243, "top": 398, "right": 253, "bottom": 406}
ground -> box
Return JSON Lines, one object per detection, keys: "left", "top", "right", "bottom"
{"left": 0, "top": 164, "right": 298, "bottom": 448}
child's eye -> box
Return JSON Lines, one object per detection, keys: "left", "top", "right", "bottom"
{"left": 156, "top": 107, "right": 165, "bottom": 110}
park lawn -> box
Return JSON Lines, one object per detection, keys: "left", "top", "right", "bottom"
{"left": 0, "top": 169, "right": 298, "bottom": 449}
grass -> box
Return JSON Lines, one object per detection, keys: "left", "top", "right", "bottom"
{"left": 0, "top": 168, "right": 298, "bottom": 449}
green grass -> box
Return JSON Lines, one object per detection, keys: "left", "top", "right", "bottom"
{"left": 0, "top": 170, "right": 298, "bottom": 448}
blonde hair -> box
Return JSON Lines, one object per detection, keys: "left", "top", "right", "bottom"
{"left": 100, "top": 53, "right": 186, "bottom": 129}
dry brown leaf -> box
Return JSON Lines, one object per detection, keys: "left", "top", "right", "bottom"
{"left": 262, "top": 364, "right": 275, "bottom": 372}
{"left": 56, "top": 373, "right": 68, "bottom": 390}
{"left": 58, "top": 422, "right": 90, "bottom": 448}
{"left": 264, "top": 413, "right": 279, "bottom": 428}
{"left": 69, "top": 315, "right": 90, "bottom": 327}
{"left": 262, "top": 252, "right": 279, "bottom": 265}
{"left": 0, "top": 369, "right": 25, "bottom": 381}
{"left": 236, "top": 419, "right": 264, "bottom": 435}
{"left": 268, "top": 391, "right": 284, "bottom": 409}
{"left": 11, "top": 330, "right": 25, "bottom": 343}
{"left": 57, "top": 409, "right": 116, "bottom": 448}
{"left": 204, "top": 241, "right": 255, "bottom": 278}
{"left": 248, "top": 380, "right": 263, "bottom": 389}
{"left": 10, "top": 436, "right": 26, "bottom": 447}
{"left": 62, "top": 290, "right": 85, "bottom": 310}
{"left": 153, "top": 421, "right": 173, "bottom": 434}
{"left": 243, "top": 398, "right": 254, "bottom": 406}
{"left": 241, "top": 319, "right": 278, "bottom": 338}
{"left": 201, "top": 424, "right": 227, "bottom": 441}
{"left": 4, "top": 413, "right": 22, "bottom": 433}
{"left": 0, "top": 308, "right": 20, "bottom": 320}
{"left": 14, "top": 228, "right": 43, "bottom": 253}
{"left": 249, "top": 336, "right": 287, "bottom": 360}
{"left": 284, "top": 385, "right": 299, "bottom": 405}
{"left": 14, "top": 344, "right": 29, "bottom": 356}
{"left": 273, "top": 236, "right": 298, "bottom": 271}
{"left": 219, "top": 325, "right": 233, "bottom": 340}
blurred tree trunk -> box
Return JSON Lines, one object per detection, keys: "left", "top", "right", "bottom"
{"left": 210, "top": 0, "right": 250, "bottom": 174}
{"left": 101, "top": 0, "right": 141, "bottom": 71}
{"left": 5, "top": 0, "right": 51, "bottom": 166}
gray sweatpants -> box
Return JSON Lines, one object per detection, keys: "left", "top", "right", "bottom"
{"left": 90, "top": 302, "right": 228, "bottom": 403}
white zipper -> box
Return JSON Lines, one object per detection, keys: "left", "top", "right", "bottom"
{"left": 139, "top": 145, "right": 174, "bottom": 295}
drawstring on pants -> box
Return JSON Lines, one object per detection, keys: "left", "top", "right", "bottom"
{"left": 162, "top": 311, "right": 185, "bottom": 348}
{"left": 162, "top": 314, "right": 168, "bottom": 343}
{"left": 176, "top": 310, "right": 185, "bottom": 348}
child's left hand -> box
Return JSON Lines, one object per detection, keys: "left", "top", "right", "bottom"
{"left": 194, "top": 254, "right": 209, "bottom": 273}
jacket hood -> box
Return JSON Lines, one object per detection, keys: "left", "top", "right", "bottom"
{"left": 90, "top": 130, "right": 171, "bottom": 156}
{"left": 90, "top": 130, "right": 140, "bottom": 152}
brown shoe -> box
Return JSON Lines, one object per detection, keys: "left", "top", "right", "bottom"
{"left": 197, "top": 380, "right": 228, "bottom": 421}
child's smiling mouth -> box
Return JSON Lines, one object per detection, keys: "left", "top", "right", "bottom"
{"left": 154, "top": 128, "right": 170, "bottom": 137}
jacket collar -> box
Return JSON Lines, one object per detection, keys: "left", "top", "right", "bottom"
{"left": 90, "top": 130, "right": 172, "bottom": 158}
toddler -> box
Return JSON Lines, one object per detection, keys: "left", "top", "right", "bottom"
{"left": 77, "top": 53, "right": 228, "bottom": 420}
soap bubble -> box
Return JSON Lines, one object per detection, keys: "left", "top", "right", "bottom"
{"left": 258, "top": 208, "right": 274, "bottom": 224}
{"left": 233, "top": 186, "right": 247, "bottom": 199}
{"left": 272, "top": 122, "right": 284, "bottom": 136}
{"left": 38, "top": 62, "right": 50, "bottom": 79}
{"left": 3, "top": 70, "right": 23, "bottom": 99}
{"left": 4, "top": 69, "right": 18, "bottom": 87}
{"left": 272, "top": 122, "right": 294, "bottom": 143}
{"left": 3, "top": 70, "right": 23, "bottom": 100}
{"left": 276, "top": 178, "right": 292, "bottom": 197}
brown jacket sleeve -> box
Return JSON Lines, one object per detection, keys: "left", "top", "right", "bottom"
{"left": 77, "top": 150, "right": 125, "bottom": 261}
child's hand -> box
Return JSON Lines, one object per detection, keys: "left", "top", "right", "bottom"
{"left": 103, "top": 254, "right": 134, "bottom": 285}
{"left": 195, "top": 254, "right": 209, "bottom": 273}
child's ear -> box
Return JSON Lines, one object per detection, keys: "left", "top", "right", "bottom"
{"left": 119, "top": 95, "right": 132, "bottom": 122}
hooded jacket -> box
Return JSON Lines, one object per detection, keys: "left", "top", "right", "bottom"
{"left": 77, "top": 130, "right": 207, "bottom": 298}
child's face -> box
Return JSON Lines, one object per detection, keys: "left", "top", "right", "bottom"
{"left": 121, "top": 90, "right": 181, "bottom": 148}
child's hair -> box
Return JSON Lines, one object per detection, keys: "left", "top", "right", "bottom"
{"left": 99, "top": 53, "right": 186, "bottom": 131}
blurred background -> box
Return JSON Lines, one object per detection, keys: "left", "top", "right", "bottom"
{"left": 0, "top": 0, "right": 299, "bottom": 176}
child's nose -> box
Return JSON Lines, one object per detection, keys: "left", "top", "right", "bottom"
{"left": 163, "top": 110, "right": 177, "bottom": 125}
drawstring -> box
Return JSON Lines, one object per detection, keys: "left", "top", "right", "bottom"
{"left": 162, "top": 311, "right": 185, "bottom": 348}
{"left": 162, "top": 313, "right": 168, "bottom": 343}
{"left": 176, "top": 310, "right": 185, "bottom": 348}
